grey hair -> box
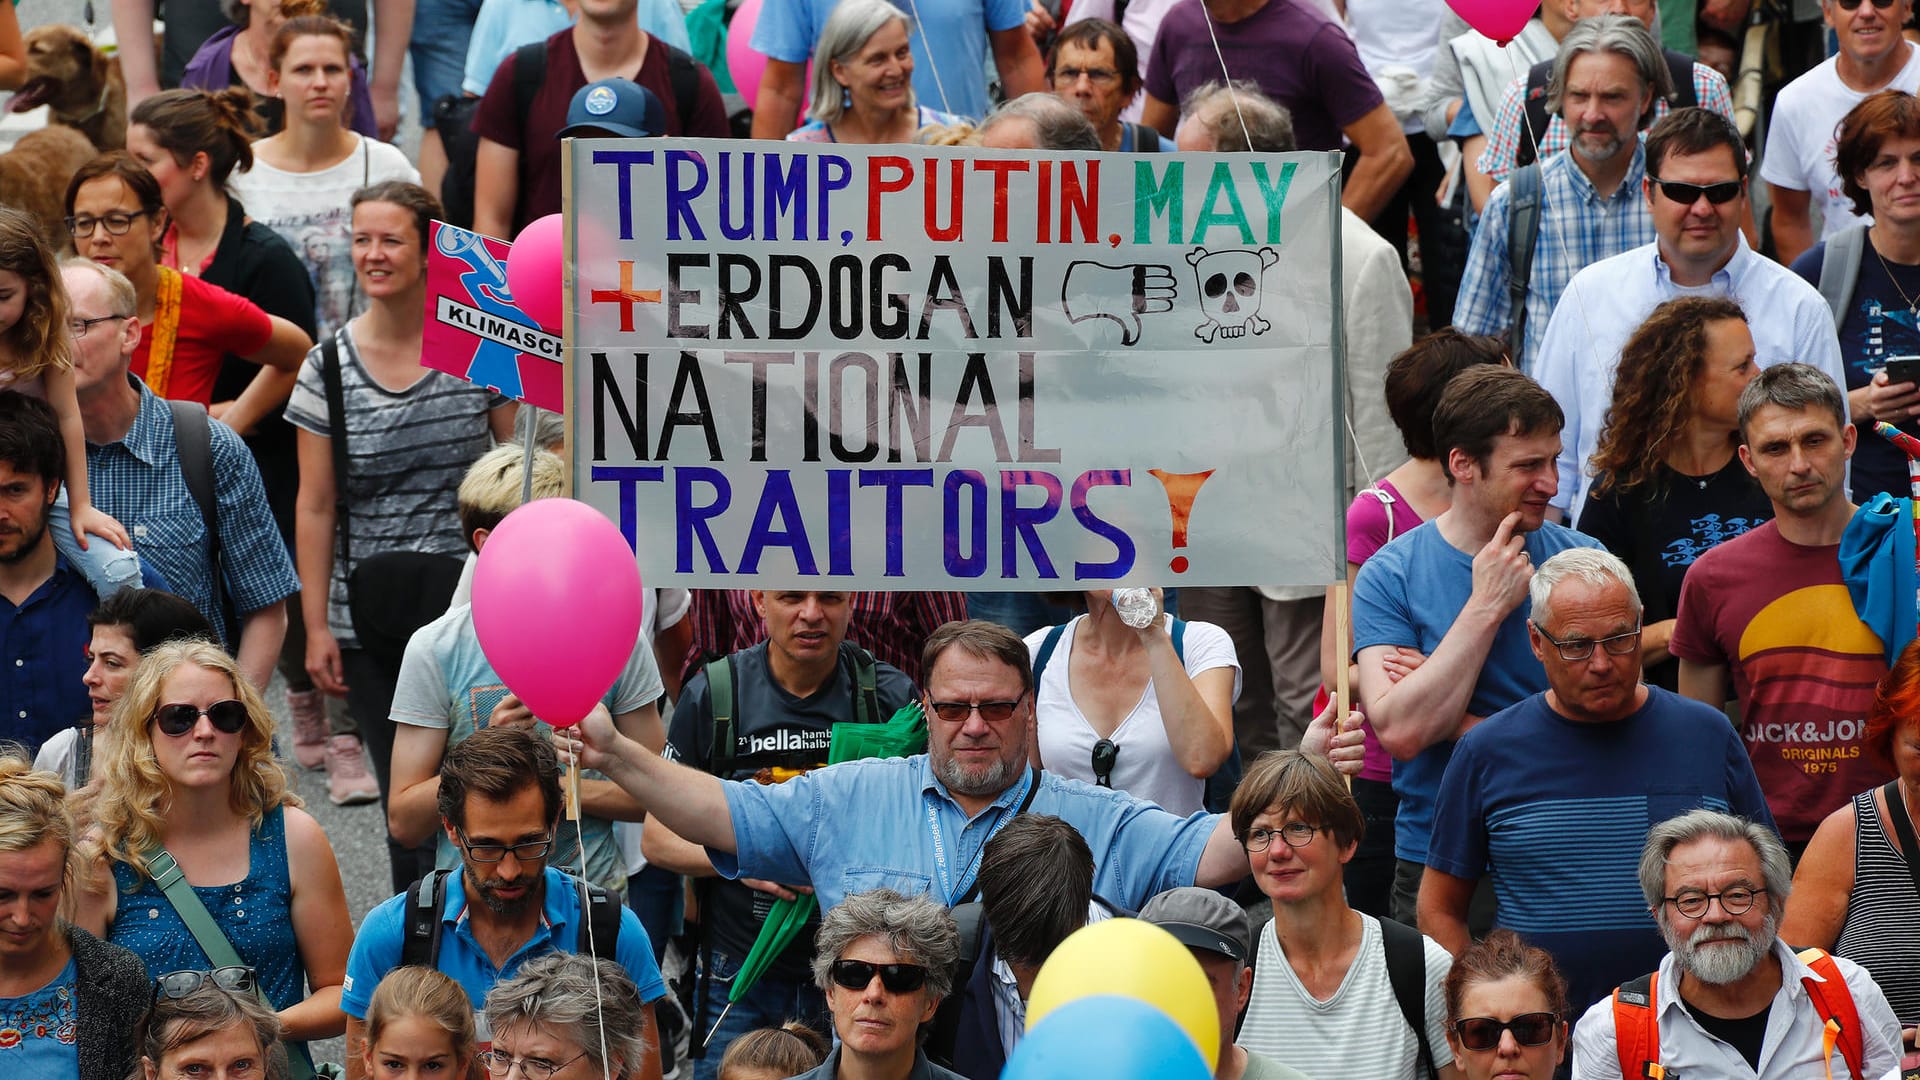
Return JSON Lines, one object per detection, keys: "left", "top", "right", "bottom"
{"left": 1637, "top": 810, "right": 1792, "bottom": 918}
{"left": 977, "top": 93, "right": 1102, "bottom": 152}
{"left": 807, "top": 0, "right": 913, "bottom": 126}
{"left": 1546, "top": 15, "right": 1674, "bottom": 129}
{"left": 1735, "top": 362, "right": 1847, "bottom": 442}
{"left": 137, "top": 983, "right": 289, "bottom": 1080}
{"left": 811, "top": 889, "right": 961, "bottom": 1001}
{"left": 1528, "top": 547, "right": 1642, "bottom": 627}
{"left": 1180, "top": 81, "right": 1295, "bottom": 153}
{"left": 60, "top": 257, "right": 138, "bottom": 318}
{"left": 483, "top": 953, "right": 650, "bottom": 1078}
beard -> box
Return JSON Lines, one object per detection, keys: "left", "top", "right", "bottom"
{"left": 472, "top": 871, "right": 541, "bottom": 917}
{"left": 1665, "top": 910, "right": 1778, "bottom": 985}
{"left": 0, "top": 509, "right": 49, "bottom": 565}
{"left": 1571, "top": 128, "right": 1626, "bottom": 163}
{"left": 932, "top": 746, "right": 1020, "bottom": 798}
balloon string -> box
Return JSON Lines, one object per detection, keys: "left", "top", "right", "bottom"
{"left": 1200, "top": 5, "right": 1252, "bottom": 149}
{"left": 898, "top": 0, "right": 954, "bottom": 117}
{"left": 574, "top": 765, "right": 613, "bottom": 1080}
{"left": 517, "top": 406, "right": 539, "bottom": 505}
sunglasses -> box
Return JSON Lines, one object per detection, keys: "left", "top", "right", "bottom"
{"left": 1091, "top": 738, "right": 1119, "bottom": 788}
{"left": 153, "top": 966, "right": 258, "bottom": 1004}
{"left": 829, "top": 959, "right": 929, "bottom": 994}
{"left": 924, "top": 693, "right": 1026, "bottom": 723}
{"left": 1835, "top": 0, "right": 1898, "bottom": 9}
{"left": 1648, "top": 177, "right": 1743, "bottom": 206}
{"left": 1452, "top": 1012, "right": 1558, "bottom": 1051}
{"left": 153, "top": 700, "right": 249, "bottom": 737}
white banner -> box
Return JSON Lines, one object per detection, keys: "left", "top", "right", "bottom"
{"left": 568, "top": 139, "right": 1343, "bottom": 589}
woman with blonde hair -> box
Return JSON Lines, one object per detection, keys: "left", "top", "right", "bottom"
{"left": 360, "top": 966, "right": 478, "bottom": 1080}
{"left": 73, "top": 640, "right": 352, "bottom": 1077}
{"left": 0, "top": 755, "right": 148, "bottom": 1080}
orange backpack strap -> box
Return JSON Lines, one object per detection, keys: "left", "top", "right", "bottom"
{"left": 1797, "top": 948, "right": 1866, "bottom": 1080}
{"left": 1613, "top": 971, "right": 1668, "bottom": 1079}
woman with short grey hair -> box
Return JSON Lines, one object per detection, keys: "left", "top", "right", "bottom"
{"left": 481, "top": 953, "right": 655, "bottom": 1080}
{"left": 788, "top": 0, "right": 969, "bottom": 145}
{"left": 798, "top": 889, "right": 964, "bottom": 1080}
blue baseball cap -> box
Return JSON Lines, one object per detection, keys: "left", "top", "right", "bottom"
{"left": 558, "top": 78, "right": 666, "bottom": 139}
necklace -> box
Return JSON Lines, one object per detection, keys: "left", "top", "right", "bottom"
{"left": 1872, "top": 236, "right": 1920, "bottom": 320}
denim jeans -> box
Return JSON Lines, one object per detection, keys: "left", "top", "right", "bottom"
{"left": 692, "top": 947, "right": 829, "bottom": 1080}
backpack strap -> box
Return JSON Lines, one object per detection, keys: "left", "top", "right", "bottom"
{"left": 1132, "top": 122, "right": 1161, "bottom": 153}
{"left": 924, "top": 900, "right": 989, "bottom": 1067}
{"left": 843, "top": 641, "right": 880, "bottom": 726}
{"left": 1663, "top": 49, "right": 1696, "bottom": 109}
{"left": 1797, "top": 947, "right": 1866, "bottom": 1080}
{"left": 1505, "top": 162, "right": 1544, "bottom": 367}
{"left": 167, "top": 399, "right": 238, "bottom": 645}
{"left": 1377, "top": 917, "right": 1439, "bottom": 1080}
{"left": 575, "top": 878, "right": 625, "bottom": 958}
{"left": 319, "top": 333, "right": 352, "bottom": 576}
{"left": 1031, "top": 622, "right": 1069, "bottom": 686}
{"left": 399, "top": 868, "right": 453, "bottom": 970}
{"left": 704, "top": 656, "right": 735, "bottom": 777}
{"left": 663, "top": 43, "right": 702, "bottom": 133}
{"left": 1820, "top": 225, "right": 1868, "bottom": 327}
{"left": 1611, "top": 971, "right": 1660, "bottom": 1080}
{"left": 1517, "top": 57, "right": 1552, "bottom": 169}
{"left": 511, "top": 40, "right": 547, "bottom": 127}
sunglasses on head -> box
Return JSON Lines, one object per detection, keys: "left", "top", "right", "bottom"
{"left": 1452, "top": 1012, "right": 1558, "bottom": 1052}
{"left": 829, "top": 959, "right": 929, "bottom": 994}
{"left": 152, "top": 966, "right": 258, "bottom": 1005}
{"left": 152, "top": 700, "right": 249, "bottom": 737}
{"left": 1091, "top": 738, "right": 1119, "bottom": 788}
{"left": 1835, "top": 0, "right": 1898, "bottom": 10}
{"left": 1648, "top": 177, "right": 1743, "bottom": 206}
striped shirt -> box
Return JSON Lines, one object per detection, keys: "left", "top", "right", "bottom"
{"left": 284, "top": 328, "right": 508, "bottom": 647}
{"left": 1476, "top": 59, "right": 1734, "bottom": 184}
{"left": 1834, "top": 786, "right": 1920, "bottom": 1025}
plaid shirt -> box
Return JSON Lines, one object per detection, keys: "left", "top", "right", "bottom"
{"left": 1476, "top": 60, "right": 1733, "bottom": 184}
{"left": 85, "top": 378, "right": 301, "bottom": 641}
{"left": 1453, "top": 143, "right": 1654, "bottom": 375}
{"left": 681, "top": 590, "right": 969, "bottom": 686}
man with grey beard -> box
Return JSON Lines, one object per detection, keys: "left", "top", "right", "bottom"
{"left": 1569, "top": 810, "right": 1901, "bottom": 1079}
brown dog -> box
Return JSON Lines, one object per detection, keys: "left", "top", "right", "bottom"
{"left": 0, "top": 125, "right": 97, "bottom": 246}
{"left": 13, "top": 25, "right": 126, "bottom": 151}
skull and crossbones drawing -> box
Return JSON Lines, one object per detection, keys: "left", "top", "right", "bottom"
{"left": 1187, "top": 246, "right": 1279, "bottom": 343}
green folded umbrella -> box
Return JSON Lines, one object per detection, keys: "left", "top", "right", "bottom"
{"left": 707, "top": 701, "right": 929, "bottom": 1043}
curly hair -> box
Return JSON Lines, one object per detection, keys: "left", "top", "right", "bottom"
{"left": 87, "top": 640, "right": 296, "bottom": 881}
{"left": 0, "top": 206, "right": 72, "bottom": 381}
{"left": 1588, "top": 296, "right": 1747, "bottom": 496}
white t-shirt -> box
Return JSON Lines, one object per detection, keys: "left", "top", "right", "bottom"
{"left": 32, "top": 726, "right": 89, "bottom": 789}
{"left": 228, "top": 136, "right": 421, "bottom": 337}
{"left": 1023, "top": 614, "right": 1240, "bottom": 816}
{"left": 1760, "top": 46, "right": 1920, "bottom": 239}
{"left": 1346, "top": 0, "right": 1444, "bottom": 133}
{"left": 1238, "top": 914, "right": 1457, "bottom": 1080}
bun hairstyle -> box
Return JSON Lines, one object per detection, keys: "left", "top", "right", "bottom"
{"left": 718, "top": 1022, "right": 830, "bottom": 1078}
{"left": 130, "top": 89, "right": 260, "bottom": 192}
{"left": 269, "top": 0, "right": 359, "bottom": 73}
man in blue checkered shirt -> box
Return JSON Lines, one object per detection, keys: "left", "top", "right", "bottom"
{"left": 66, "top": 259, "right": 300, "bottom": 690}
{"left": 1453, "top": 16, "right": 1661, "bottom": 375}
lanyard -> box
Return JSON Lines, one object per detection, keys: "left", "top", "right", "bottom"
{"left": 925, "top": 767, "right": 1034, "bottom": 906}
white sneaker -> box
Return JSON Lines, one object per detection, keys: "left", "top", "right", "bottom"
{"left": 324, "top": 736, "right": 380, "bottom": 806}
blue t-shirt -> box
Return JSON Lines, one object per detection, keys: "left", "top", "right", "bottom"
{"left": 1425, "top": 688, "right": 1776, "bottom": 1014}
{"left": 1350, "top": 519, "right": 1603, "bottom": 863}
{"left": 750, "top": 0, "right": 1028, "bottom": 124}
{"left": 341, "top": 866, "right": 666, "bottom": 1021}
{"left": 1, "top": 555, "right": 99, "bottom": 755}
{"left": 0, "top": 956, "right": 78, "bottom": 1078}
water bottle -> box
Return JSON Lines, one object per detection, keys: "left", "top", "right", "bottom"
{"left": 1111, "top": 588, "right": 1158, "bottom": 629}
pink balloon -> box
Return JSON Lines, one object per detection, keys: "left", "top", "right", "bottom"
{"left": 506, "top": 213, "right": 566, "bottom": 333}
{"left": 728, "top": 0, "right": 768, "bottom": 111}
{"left": 472, "top": 498, "right": 643, "bottom": 728}
{"left": 1443, "top": 0, "right": 1539, "bottom": 44}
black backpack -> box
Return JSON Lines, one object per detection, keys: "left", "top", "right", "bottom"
{"left": 397, "top": 868, "right": 622, "bottom": 969}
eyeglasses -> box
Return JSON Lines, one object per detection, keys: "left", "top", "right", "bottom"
{"left": 1243, "top": 822, "right": 1320, "bottom": 852}
{"left": 1452, "top": 1012, "right": 1559, "bottom": 1051}
{"left": 1054, "top": 66, "right": 1119, "bottom": 85}
{"left": 152, "top": 700, "right": 250, "bottom": 737}
{"left": 68, "top": 313, "right": 130, "bottom": 338}
{"left": 1662, "top": 886, "right": 1765, "bottom": 919}
{"left": 829, "top": 959, "right": 929, "bottom": 993}
{"left": 478, "top": 1049, "right": 588, "bottom": 1080}
{"left": 64, "top": 210, "right": 149, "bottom": 238}
{"left": 1091, "top": 738, "right": 1119, "bottom": 788}
{"left": 152, "top": 966, "right": 258, "bottom": 1005}
{"left": 458, "top": 832, "right": 554, "bottom": 863}
{"left": 1647, "top": 177, "right": 1743, "bottom": 206}
{"left": 925, "top": 692, "right": 1026, "bottom": 723}
{"left": 1835, "top": 0, "right": 1897, "bottom": 10}
{"left": 1530, "top": 622, "right": 1643, "bottom": 662}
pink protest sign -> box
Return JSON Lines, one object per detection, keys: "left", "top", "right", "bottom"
{"left": 425, "top": 221, "right": 564, "bottom": 411}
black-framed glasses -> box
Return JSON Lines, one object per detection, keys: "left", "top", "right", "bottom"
{"left": 153, "top": 965, "right": 257, "bottom": 1004}
{"left": 1531, "top": 622, "right": 1642, "bottom": 662}
{"left": 1662, "top": 886, "right": 1765, "bottom": 919}
{"left": 1647, "top": 177, "right": 1743, "bottom": 206}
{"left": 153, "top": 700, "right": 249, "bottom": 737}
{"left": 829, "top": 959, "right": 929, "bottom": 994}
{"left": 1091, "top": 739, "right": 1119, "bottom": 788}
{"left": 68, "top": 313, "right": 129, "bottom": 338}
{"left": 1054, "top": 66, "right": 1119, "bottom": 85}
{"left": 1836, "top": 0, "right": 1897, "bottom": 9}
{"left": 1244, "top": 822, "right": 1319, "bottom": 852}
{"left": 458, "top": 831, "right": 554, "bottom": 863}
{"left": 64, "top": 210, "right": 149, "bottom": 238}
{"left": 925, "top": 692, "right": 1026, "bottom": 724}
{"left": 478, "top": 1048, "right": 588, "bottom": 1080}
{"left": 1452, "top": 1012, "right": 1559, "bottom": 1051}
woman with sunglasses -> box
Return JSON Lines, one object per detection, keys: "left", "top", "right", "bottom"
{"left": 73, "top": 639, "right": 353, "bottom": 1076}
{"left": 0, "top": 755, "right": 149, "bottom": 1080}
{"left": 480, "top": 952, "right": 652, "bottom": 1080}
{"left": 1442, "top": 930, "right": 1569, "bottom": 1080}
{"left": 1024, "top": 588, "right": 1238, "bottom": 815}
{"left": 795, "top": 889, "right": 963, "bottom": 1080}
{"left": 137, "top": 969, "right": 290, "bottom": 1080}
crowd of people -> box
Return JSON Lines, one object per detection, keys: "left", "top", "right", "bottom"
{"left": 1, "top": 0, "right": 1920, "bottom": 1078}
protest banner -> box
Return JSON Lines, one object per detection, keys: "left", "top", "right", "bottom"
{"left": 568, "top": 139, "right": 1344, "bottom": 589}
{"left": 426, "top": 221, "right": 564, "bottom": 411}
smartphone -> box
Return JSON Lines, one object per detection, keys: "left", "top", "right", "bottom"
{"left": 1888, "top": 356, "right": 1920, "bottom": 386}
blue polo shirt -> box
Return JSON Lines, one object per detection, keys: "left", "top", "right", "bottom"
{"left": 340, "top": 866, "right": 665, "bottom": 1021}
{"left": 0, "top": 553, "right": 98, "bottom": 755}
